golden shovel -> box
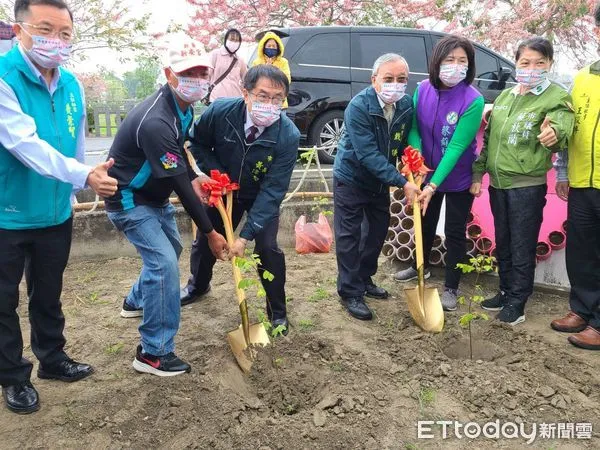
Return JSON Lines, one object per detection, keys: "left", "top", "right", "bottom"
{"left": 216, "top": 191, "right": 270, "bottom": 373}
{"left": 403, "top": 173, "right": 444, "bottom": 333}
{"left": 185, "top": 150, "right": 269, "bottom": 372}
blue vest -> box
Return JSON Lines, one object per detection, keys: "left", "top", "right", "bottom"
{"left": 0, "top": 46, "right": 83, "bottom": 229}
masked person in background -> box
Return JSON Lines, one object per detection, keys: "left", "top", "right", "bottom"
{"left": 471, "top": 37, "right": 574, "bottom": 326}
{"left": 105, "top": 35, "right": 228, "bottom": 377}
{"left": 181, "top": 65, "right": 300, "bottom": 336}
{"left": 394, "top": 35, "right": 484, "bottom": 313}
{"left": 333, "top": 53, "right": 420, "bottom": 321}
{"left": 0, "top": 0, "right": 118, "bottom": 414}
{"left": 551, "top": 2, "right": 600, "bottom": 350}
{"left": 252, "top": 31, "right": 291, "bottom": 108}
{"left": 206, "top": 28, "right": 247, "bottom": 103}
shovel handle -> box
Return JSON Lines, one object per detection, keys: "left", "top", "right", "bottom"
{"left": 185, "top": 148, "right": 199, "bottom": 237}
{"left": 216, "top": 201, "right": 251, "bottom": 345}
{"left": 407, "top": 173, "right": 426, "bottom": 308}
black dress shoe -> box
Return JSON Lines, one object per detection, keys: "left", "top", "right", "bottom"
{"left": 2, "top": 382, "right": 40, "bottom": 414}
{"left": 271, "top": 317, "right": 289, "bottom": 336}
{"left": 341, "top": 297, "right": 373, "bottom": 320}
{"left": 180, "top": 284, "right": 212, "bottom": 306}
{"left": 37, "top": 359, "right": 94, "bottom": 382}
{"left": 365, "top": 283, "right": 389, "bottom": 299}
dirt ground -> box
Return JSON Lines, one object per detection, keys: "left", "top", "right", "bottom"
{"left": 1, "top": 249, "right": 599, "bottom": 450}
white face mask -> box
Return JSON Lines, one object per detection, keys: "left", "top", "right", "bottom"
{"left": 174, "top": 75, "right": 210, "bottom": 103}
{"left": 439, "top": 63, "right": 468, "bottom": 87}
{"left": 516, "top": 68, "right": 548, "bottom": 89}
{"left": 250, "top": 102, "right": 281, "bottom": 127}
{"left": 225, "top": 40, "right": 240, "bottom": 53}
{"left": 21, "top": 27, "right": 72, "bottom": 69}
{"left": 377, "top": 82, "right": 407, "bottom": 104}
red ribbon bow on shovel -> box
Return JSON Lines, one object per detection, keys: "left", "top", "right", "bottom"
{"left": 400, "top": 145, "right": 430, "bottom": 178}
{"left": 202, "top": 169, "right": 239, "bottom": 207}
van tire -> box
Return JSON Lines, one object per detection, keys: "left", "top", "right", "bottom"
{"left": 308, "top": 110, "right": 345, "bottom": 165}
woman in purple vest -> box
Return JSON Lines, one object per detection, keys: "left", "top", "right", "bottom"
{"left": 394, "top": 35, "right": 484, "bottom": 312}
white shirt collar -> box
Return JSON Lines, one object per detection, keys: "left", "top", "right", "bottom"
{"left": 18, "top": 43, "right": 61, "bottom": 94}
{"left": 511, "top": 78, "right": 551, "bottom": 96}
{"left": 245, "top": 108, "right": 265, "bottom": 138}
{"left": 377, "top": 95, "right": 395, "bottom": 111}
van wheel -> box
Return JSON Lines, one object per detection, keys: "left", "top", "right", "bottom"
{"left": 308, "top": 110, "right": 345, "bottom": 165}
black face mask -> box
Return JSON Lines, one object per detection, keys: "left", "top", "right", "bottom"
{"left": 264, "top": 48, "right": 278, "bottom": 58}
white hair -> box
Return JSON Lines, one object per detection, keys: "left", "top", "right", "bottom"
{"left": 372, "top": 53, "right": 409, "bottom": 76}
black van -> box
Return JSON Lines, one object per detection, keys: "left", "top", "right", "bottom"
{"left": 253, "top": 26, "right": 516, "bottom": 163}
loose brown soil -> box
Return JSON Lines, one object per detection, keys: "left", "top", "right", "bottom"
{"left": 2, "top": 251, "right": 599, "bottom": 449}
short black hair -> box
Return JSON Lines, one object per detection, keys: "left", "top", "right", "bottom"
{"left": 429, "top": 35, "right": 476, "bottom": 89}
{"left": 224, "top": 28, "right": 241, "bottom": 43}
{"left": 14, "top": 0, "right": 73, "bottom": 22}
{"left": 243, "top": 64, "right": 289, "bottom": 96}
{"left": 515, "top": 37, "right": 554, "bottom": 62}
{"left": 595, "top": 1, "right": 600, "bottom": 26}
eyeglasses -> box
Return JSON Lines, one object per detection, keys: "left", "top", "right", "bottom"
{"left": 249, "top": 91, "right": 285, "bottom": 107}
{"left": 20, "top": 22, "right": 74, "bottom": 43}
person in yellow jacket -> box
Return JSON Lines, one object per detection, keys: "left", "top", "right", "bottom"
{"left": 252, "top": 31, "right": 291, "bottom": 108}
{"left": 551, "top": 2, "right": 600, "bottom": 350}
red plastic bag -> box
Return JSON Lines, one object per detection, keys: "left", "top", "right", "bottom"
{"left": 295, "top": 213, "right": 333, "bottom": 254}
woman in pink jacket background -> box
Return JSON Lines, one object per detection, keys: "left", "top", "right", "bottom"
{"left": 207, "top": 28, "right": 247, "bottom": 103}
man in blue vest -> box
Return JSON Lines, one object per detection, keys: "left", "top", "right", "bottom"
{"left": 0, "top": 0, "right": 117, "bottom": 414}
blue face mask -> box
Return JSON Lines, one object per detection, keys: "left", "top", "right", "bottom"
{"left": 264, "top": 47, "right": 278, "bottom": 58}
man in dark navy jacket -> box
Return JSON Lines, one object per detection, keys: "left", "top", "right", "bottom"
{"left": 181, "top": 65, "right": 300, "bottom": 335}
{"left": 333, "top": 53, "right": 420, "bottom": 321}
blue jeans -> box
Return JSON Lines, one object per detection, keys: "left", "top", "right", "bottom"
{"left": 108, "top": 204, "right": 183, "bottom": 356}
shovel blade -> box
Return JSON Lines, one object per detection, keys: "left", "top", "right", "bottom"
{"left": 404, "top": 287, "right": 444, "bottom": 333}
{"left": 227, "top": 322, "right": 271, "bottom": 373}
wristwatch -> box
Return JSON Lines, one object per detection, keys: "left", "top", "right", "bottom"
{"left": 424, "top": 182, "right": 437, "bottom": 193}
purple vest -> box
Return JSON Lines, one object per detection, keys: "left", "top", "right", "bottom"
{"left": 416, "top": 80, "right": 481, "bottom": 192}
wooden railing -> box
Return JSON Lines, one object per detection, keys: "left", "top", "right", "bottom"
{"left": 86, "top": 100, "right": 138, "bottom": 137}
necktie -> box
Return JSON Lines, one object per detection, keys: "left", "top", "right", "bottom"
{"left": 247, "top": 126, "right": 259, "bottom": 144}
{"left": 383, "top": 104, "right": 394, "bottom": 124}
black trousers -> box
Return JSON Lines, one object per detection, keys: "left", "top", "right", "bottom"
{"left": 421, "top": 190, "right": 474, "bottom": 290}
{"left": 566, "top": 188, "right": 600, "bottom": 329}
{"left": 333, "top": 178, "right": 389, "bottom": 299}
{"left": 489, "top": 185, "right": 547, "bottom": 306}
{"left": 186, "top": 197, "right": 287, "bottom": 321}
{"left": 0, "top": 218, "right": 72, "bottom": 387}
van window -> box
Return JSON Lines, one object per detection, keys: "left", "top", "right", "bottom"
{"left": 357, "top": 34, "right": 428, "bottom": 74}
{"left": 474, "top": 49, "right": 500, "bottom": 90}
{"left": 293, "top": 33, "right": 350, "bottom": 67}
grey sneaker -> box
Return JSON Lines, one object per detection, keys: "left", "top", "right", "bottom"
{"left": 441, "top": 288, "right": 458, "bottom": 311}
{"left": 393, "top": 266, "right": 431, "bottom": 282}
